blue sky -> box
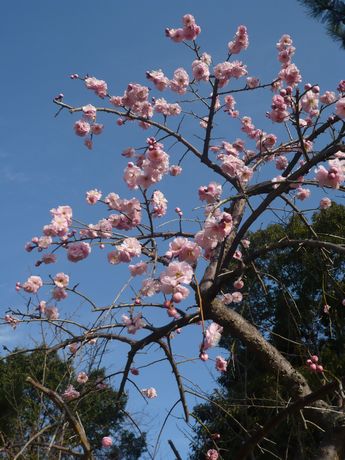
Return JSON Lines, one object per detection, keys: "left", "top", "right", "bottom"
{"left": 1, "top": 1, "right": 344, "bottom": 458}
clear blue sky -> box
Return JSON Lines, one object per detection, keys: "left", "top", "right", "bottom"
{"left": 1, "top": 1, "right": 344, "bottom": 458}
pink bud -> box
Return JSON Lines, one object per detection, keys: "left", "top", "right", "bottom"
{"left": 304, "top": 83, "right": 312, "bottom": 90}
{"left": 200, "top": 352, "right": 209, "bottom": 361}
{"left": 99, "top": 244, "right": 105, "bottom": 249}
{"left": 342, "top": 299, "right": 345, "bottom": 306}
{"left": 309, "top": 363, "right": 317, "bottom": 371}
{"left": 175, "top": 207, "right": 182, "bottom": 213}
{"left": 117, "top": 118, "right": 124, "bottom": 126}
{"left": 311, "top": 355, "right": 319, "bottom": 363}
{"left": 306, "top": 359, "right": 312, "bottom": 365}
{"left": 167, "top": 307, "right": 179, "bottom": 318}
{"left": 316, "top": 365, "right": 324, "bottom": 373}
{"left": 101, "top": 436, "right": 113, "bottom": 448}
{"left": 312, "top": 85, "right": 320, "bottom": 93}
{"left": 172, "top": 292, "right": 183, "bottom": 303}
{"left": 130, "top": 367, "right": 139, "bottom": 375}
{"left": 134, "top": 298, "right": 141, "bottom": 305}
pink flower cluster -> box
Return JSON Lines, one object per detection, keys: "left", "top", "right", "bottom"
{"left": 4, "top": 314, "right": 18, "bottom": 329}
{"left": 160, "top": 260, "right": 194, "bottom": 302}
{"left": 123, "top": 138, "right": 169, "bottom": 190}
{"left": 213, "top": 60, "right": 247, "bottom": 88}
{"left": 86, "top": 189, "right": 102, "bottom": 205}
{"left": 146, "top": 69, "right": 170, "bottom": 91}
{"left": 320, "top": 197, "right": 332, "bottom": 209}
{"left": 122, "top": 313, "right": 145, "bottom": 334}
{"left": 195, "top": 210, "right": 233, "bottom": 258}
{"left": 105, "top": 193, "right": 141, "bottom": 230}
{"left": 201, "top": 323, "right": 223, "bottom": 355}
{"left": 19, "top": 275, "right": 43, "bottom": 294}
{"left": 151, "top": 190, "right": 168, "bottom": 217}
{"left": 165, "top": 14, "right": 201, "bottom": 42}
{"left": 192, "top": 54, "right": 211, "bottom": 82}
{"left": 67, "top": 242, "right": 91, "bottom": 262}
{"left": 306, "top": 355, "right": 324, "bottom": 373}
{"left": 228, "top": 25, "right": 249, "bottom": 54}
{"left": 267, "top": 94, "right": 290, "bottom": 123}
{"left": 43, "top": 205, "right": 72, "bottom": 240}
{"left": 62, "top": 384, "right": 80, "bottom": 401}
{"left": 108, "top": 237, "right": 141, "bottom": 265}
{"left": 110, "top": 83, "right": 152, "bottom": 121}
{"left": 129, "top": 261, "right": 148, "bottom": 277}
{"left": 215, "top": 356, "right": 227, "bottom": 372}
{"left": 198, "top": 182, "right": 222, "bottom": 204}
{"left": 301, "top": 86, "right": 319, "bottom": 117}
{"left": 336, "top": 97, "right": 345, "bottom": 118}
{"left": 206, "top": 449, "right": 219, "bottom": 460}
{"left": 154, "top": 98, "right": 182, "bottom": 116}
{"left": 165, "top": 237, "right": 201, "bottom": 265}
{"left": 85, "top": 76, "right": 108, "bottom": 98}
{"left": 77, "top": 372, "right": 89, "bottom": 384}
{"left": 101, "top": 437, "right": 113, "bottom": 448}
{"left": 315, "top": 159, "right": 345, "bottom": 189}
{"left": 276, "top": 35, "right": 301, "bottom": 88}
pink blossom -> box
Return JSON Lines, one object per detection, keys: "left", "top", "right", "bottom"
{"left": 222, "top": 293, "right": 233, "bottom": 305}
{"left": 62, "top": 385, "right": 80, "bottom": 401}
{"left": 140, "top": 278, "right": 161, "bottom": 297}
{"left": 275, "top": 155, "right": 289, "bottom": 170}
{"left": 101, "top": 437, "right": 113, "bottom": 448}
{"left": 22, "top": 276, "right": 43, "bottom": 294}
{"left": 228, "top": 25, "right": 249, "bottom": 54}
{"left": 320, "top": 197, "right": 332, "bottom": 209}
{"left": 160, "top": 261, "right": 194, "bottom": 294}
{"left": 206, "top": 449, "right": 219, "bottom": 460}
{"left": 146, "top": 69, "right": 170, "bottom": 91}
{"left": 279, "top": 63, "right": 302, "bottom": 87}
{"left": 67, "top": 242, "right": 91, "bottom": 262}
{"left": 108, "top": 237, "right": 141, "bottom": 265}
{"left": 215, "top": 356, "right": 228, "bottom": 372}
{"left": 169, "top": 165, "right": 182, "bottom": 176}
{"left": 85, "top": 77, "right": 108, "bottom": 98}
{"left": 129, "top": 261, "right": 148, "bottom": 277}
{"left": 315, "top": 159, "right": 345, "bottom": 189}
{"left": 69, "top": 343, "right": 79, "bottom": 354}
{"left": 203, "top": 323, "right": 223, "bottom": 350}
{"left": 232, "top": 291, "right": 243, "bottom": 303}
{"left": 320, "top": 91, "right": 336, "bottom": 104}
{"left": 295, "top": 187, "right": 311, "bottom": 201}
{"left": 41, "top": 253, "right": 57, "bottom": 264}
{"left": 82, "top": 104, "right": 97, "bottom": 120}
{"left": 198, "top": 182, "right": 222, "bottom": 203}
{"left": 122, "top": 313, "right": 145, "bottom": 334}
{"left": 151, "top": 190, "right": 168, "bottom": 217}
{"left": 246, "top": 76, "right": 260, "bottom": 88}
{"left": 54, "top": 272, "right": 69, "bottom": 288}
{"left": 241, "top": 239, "right": 250, "bottom": 249}
{"left": 141, "top": 387, "right": 157, "bottom": 398}
{"left": 74, "top": 120, "right": 91, "bottom": 137}
{"left": 77, "top": 372, "right": 89, "bottom": 384}
{"left": 233, "top": 279, "right": 244, "bottom": 289}
{"left": 192, "top": 60, "right": 210, "bottom": 82}
{"left": 335, "top": 97, "right": 345, "bottom": 118}
{"left": 130, "top": 367, "right": 140, "bottom": 376}
{"left": 4, "top": 314, "right": 18, "bottom": 329}
{"left": 86, "top": 189, "right": 102, "bottom": 205}
{"left": 170, "top": 68, "right": 189, "bottom": 94}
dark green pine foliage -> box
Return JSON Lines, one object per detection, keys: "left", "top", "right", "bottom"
{"left": 298, "top": 0, "right": 345, "bottom": 48}
{"left": 190, "top": 204, "right": 345, "bottom": 459}
{"left": 0, "top": 350, "right": 146, "bottom": 459}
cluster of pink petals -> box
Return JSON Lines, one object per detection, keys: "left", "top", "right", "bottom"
{"left": 146, "top": 69, "right": 170, "bottom": 91}
{"left": 85, "top": 76, "right": 108, "bottom": 98}
{"left": 169, "top": 164, "right": 182, "bottom": 176}
{"left": 129, "top": 261, "right": 148, "bottom": 277}
{"left": 105, "top": 193, "right": 141, "bottom": 230}
{"left": 20, "top": 275, "right": 43, "bottom": 294}
{"left": 80, "top": 219, "right": 112, "bottom": 240}
{"left": 222, "top": 292, "right": 243, "bottom": 304}
{"left": 279, "top": 63, "right": 301, "bottom": 88}
{"left": 215, "top": 356, "right": 228, "bottom": 372}
{"left": 62, "top": 384, "right": 80, "bottom": 401}
{"left": 295, "top": 187, "right": 310, "bottom": 201}
{"left": 267, "top": 94, "right": 290, "bottom": 123}
{"left": 108, "top": 237, "right": 141, "bottom": 265}
{"left": 228, "top": 25, "right": 249, "bottom": 54}
{"left": 306, "top": 355, "right": 324, "bottom": 373}
{"left": 67, "top": 242, "right": 91, "bottom": 262}
{"left": 198, "top": 182, "right": 222, "bottom": 203}
{"left": 165, "top": 14, "right": 201, "bottom": 43}
{"left": 320, "top": 197, "right": 332, "bottom": 209}
{"left": 256, "top": 133, "right": 277, "bottom": 152}
{"left": 170, "top": 68, "right": 189, "bottom": 95}
{"left": 320, "top": 91, "right": 336, "bottom": 104}
{"left": 151, "top": 190, "right": 168, "bottom": 217}
{"left": 192, "top": 56, "right": 210, "bottom": 82}
{"left": 77, "top": 372, "right": 89, "bottom": 384}
{"left": 195, "top": 211, "right": 233, "bottom": 258}
{"left": 219, "top": 154, "right": 253, "bottom": 184}
{"left": 122, "top": 313, "right": 145, "bottom": 334}
{"left": 44, "top": 306, "right": 59, "bottom": 320}
{"left": 140, "top": 278, "right": 161, "bottom": 297}
{"left": 101, "top": 437, "right": 113, "bottom": 448}
{"left": 240, "top": 116, "right": 262, "bottom": 139}
{"left": 154, "top": 98, "right": 182, "bottom": 116}
{"left": 206, "top": 449, "right": 219, "bottom": 460}
{"left": 160, "top": 261, "right": 194, "bottom": 301}
{"left": 301, "top": 88, "right": 319, "bottom": 117}
{"left": 202, "top": 322, "right": 223, "bottom": 351}
{"left": 224, "top": 95, "right": 238, "bottom": 117}
{"left": 276, "top": 34, "right": 301, "bottom": 88}
{"left": 42, "top": 205, "right": 72, "bottom": 241}
{"left": 141, "top": 387, "right": 158, "bottom": 398}
{"left": 123, "top": 138, "right": 169, "bottom": 190}
{"left": 86, "top": 189, "right": 102, "bottom": 205}
{"left": 166, "top": 237, "right": 201, "bottom": 264}
{"left": 52, "top": 287, "right": 68, "bottom": 301}
{"left": 315, "top": 159, "right": 345, "bottom": 189}
{"left": 54, "top": 272, "right": 69, "bottom": 288}
{"left": 275, "top": 155, "right": 289, "bottom": 170}
{"left": 335, "top": 97, "right": 345, "bottom": 118}
{"left": 213, "top": 60, "right": 247, "bottom": 88}
{"left": 110, "top": 83, "right": 152, "bottom": 121}
{"left": 276, "top": 34, "right": 295, "bottom": 65}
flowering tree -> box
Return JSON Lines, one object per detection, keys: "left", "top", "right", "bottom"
{"left": 4, "top": 12, "right": 345, "bottom": 459}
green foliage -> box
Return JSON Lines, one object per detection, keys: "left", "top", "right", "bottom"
{"left": 298, "top": 0, "right": 345, "bottom": 48}
{"left": 190, "top": 204, "right": 345, "bottom": 459}
{"left": 0, "top": 350, "right": 146, "bottom": 459}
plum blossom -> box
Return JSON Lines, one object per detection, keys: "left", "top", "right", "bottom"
{"left": 74, "top": 120, "right": 91, "bottom": 137}
{"left": 129, "top": 261, "right": 148, "bottom": 277}
{"left": 215, "top": 356, "right": 228, "bottom": 372}
{"left": 315, "top": 159, "right": 345, "bottom": 189}
{"left": 160, "top": 261, "right": 194, "bottom": 294}
{"left": 52, "top": 287, "right": 68, "bottom": 301}
{"left": 86, "top": 189, "right": 102, "bottom": 205}
{"left": 108, "top": 237, "right": 141, "bottom": 265}
{"left": 67, "top": 242, "right": 91, "bottom": 262}
{"left": 202, "top": 322, "right": 223, "bottom": 350}
{"left": 295, "top": 187, "right": 311, "bottom": 201}
{"left": 62, "top": 385, "right": 80, "bottom": 401}
{"left": 206, "top": 449, "right": 219, "bottom": 460}
{"left": 45, "top": 306, "right": 59, "bottom": 320}
{"left": 320, "top": 91, "right": 336, "bottom": 104}
{"left": 198, "top": 182, "right": 222, "bottom": 203}
{"left": 140, "top": 278, "right": 161, "bottom": 297}
{"left": 122, "top": 313, "right": 145, "bottom": 334}
{"left": 228, "top": 25, "right": 249, "bottom": 54}
{"left": 4, "top": 314, "right": 18, "bottom": 329}
{"left": 170, "top": 68, "right": 189, "bottom": 94}
{"left": 146, "top": 69, "right": 170, "bottom": 91}
{"left": 53, "top": 272, "right": 69, "bottom": 288}
{"left": 84, "top": 77, "right": 108, "bottom": 98}
{"left": 22, "top": 276, "right": 43, "bottom": 294}
{"left": 141, "top": 387, "right": 158, "bottom": 398}
{"left": 320, "top": 197, "right": 332, "bottom": 209}
{"left": 335, "top": 97, "right": 345, "bottom": 118}
{"left": 77, "top": 372, "right": 89, "bottom": 384}
{"left": 151, "top": 190, "right": 168, "bottom": 217}
{"left": 192, "top": 59, "right": 210, "bottom": 81}
{"left": 82, "top": 104, "right": 97, "bottom": 120}
{"left": 166, "top": 14, "right": 201, "bottom": 42}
